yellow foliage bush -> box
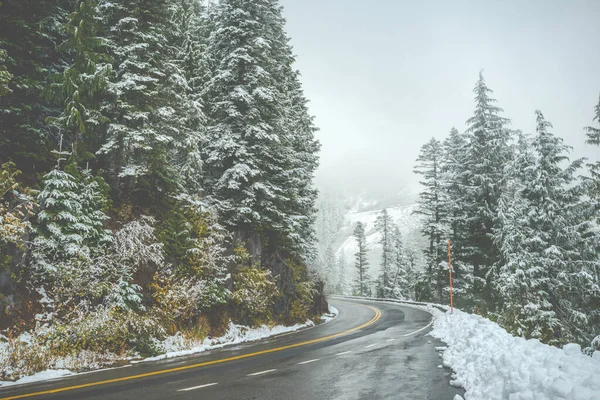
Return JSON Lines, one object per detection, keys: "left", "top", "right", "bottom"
{"left": 232, "top": 267, "right": 279, "bottom": 327}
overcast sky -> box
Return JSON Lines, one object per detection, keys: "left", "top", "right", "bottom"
{"left": 280, "top": 0, "right": 600, "bottom": 200}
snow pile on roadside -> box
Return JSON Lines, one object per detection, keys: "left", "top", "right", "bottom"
{"left": 146, "top": 304, "right": 339, "bottom": 362}
{"left": 1, "top": 307, "right": 339, "bottom": 387}
{"left": 321, "top": 305, "right": 339, "bottom": 323}
{"left": 0, "top": 370, "right": 74, "bottom": 387}
{"left": 430, "top": 310, "right": 600, "bottom": 400}
{"left": 145, "top": 320, "right": 316, "bottom": 362}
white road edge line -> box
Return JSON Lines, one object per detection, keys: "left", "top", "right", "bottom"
{"left": 247, "top": 369, "right": 277, "bottom": 376}
{"left": 177, "top": 383, "right": 218, "bottom": 391}
{"left": 402, "top": 320, "right": 434, "bottom": 337}
{"left": 335, "top": 351, "right": 352, "bottom": 356}
{"left": 364, "top": 344, "right": 376, "bottom": 348}
{"left": 297, "top": 358, "right": 320, "bottom": 365}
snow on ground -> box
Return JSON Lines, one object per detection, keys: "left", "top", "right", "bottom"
{"left": 145, "top": 304, "right": 340, "bottom": 362}
{"left": 0, "top": 306, "right": 339, "bottom": 387}
{"left": 321, "top": 305, "right": 338, "bottom": 323}
{"left": 143, "top": 320, "right": 317, "bottom": 362}
{"left": 337, "top": 296, "right": 600, "bottom": 400}
{"left": 430, "top": 309, "right": 600, "bottom": 400}
{"left": 0, "top": 370, "right": 74, "bottom": 387}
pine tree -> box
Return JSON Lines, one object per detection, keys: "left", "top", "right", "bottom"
{"left": 0, "top": 0, "right": 71, "bottom": 176}
{"left": 494, "top": 110, "right": 597, "bottom": 346}
{"left": 202, "top": 0, "right": 319, "bottom": 258}
{"left": 45, "top": 0, "right": 112, "bottom": 159}
{"left": 98, "top": 0, "right": 188, "bottom": 200}
{"left": 353, "top": 222, "right": 370, "bottom": 297}
{"left": 413, "top": 137, "right": 447, "bottom": 302}
{"left": 315, "top": 194, "right": 346, "bottom": 256}
{"left": 493, "top": 132, "right": 544, "bottom": 338}
{"left": 335, "top": 253, "right": 350, "bottom": 295}
{"left": 585, "top": 94, "right": 600, "bottom": 220}
{"left": 0, "top": 49, "right": 12, "bottom": 96}
{"left": 375, "top": 208, "right": 394, "bottom": 298}
{"left": 268, "top": 1, "right": 321, "bottom": 259}
{"left": 440, "top": 128, "right": 474, "bottom": 308}
{"left": 279, "top": 72, "right": 321, "bottom": 258}
{"left": 461, "top": 71, "right": 514, "bottom": 312}
{"left": 34, "top": 163, "right": 111, "bottom": 271}
{"left": 404, "top": 248, "right": 418, "bottom": 300}
{"left": 322, "top": 244, "right": 336, "bottom": 287}
{"left": 389, "top": 226, "right": 410, "bottom": 299}
{"left": 164, "top": 0, "right": 209, "bottom": 198}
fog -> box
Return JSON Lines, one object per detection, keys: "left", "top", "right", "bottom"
{"left": 281, "top": 0, "right": 600, "bottom": 201}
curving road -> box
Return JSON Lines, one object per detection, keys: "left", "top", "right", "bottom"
{"left": 0, "top": 298, "right": 464, "bottom": 400}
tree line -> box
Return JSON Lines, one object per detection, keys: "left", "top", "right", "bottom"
{"left": 413, "top": 72, "right": 600, "bottom": 352}
{"left": 350, "top": 210, "right": 417, "bottom": 300}
{"left": 0, "top": 0, "right": 322, "bottom": 378}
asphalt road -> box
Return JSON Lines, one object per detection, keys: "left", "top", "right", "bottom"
{"left": 0, "top": 298, "right": 464, "bottom": 400}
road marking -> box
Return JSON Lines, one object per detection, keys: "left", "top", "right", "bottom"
{"left": 402, "top": 320, "right": 433, "bottom": 337}
{"left": 247, "top": 369, "right": 276, "bottom": 376}
{"left": 364, "top": 344, "right": 376, "bottom": 348}
{"left": 386, "top": 338, "right": 395, "bottom": 342}
{"left": 297, "top": 359, "right": 320, "bottom": 365}
{"left": 0, "top": 302, "right": 380, "bottom": 400}
{"left": 335, "top": 351, "right": 351, "bottom": 356}
{"left": 177, "top": 383, "right": 218, "bottom": 391}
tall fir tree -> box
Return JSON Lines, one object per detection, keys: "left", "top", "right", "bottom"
{"left": 0, "top": 0, "right": 72, "bottom": 176}
{"left": 389, "top": 226, "right": 411, "bottom": 299}
{"left": 413, "top": 137, "right": 447, "bottom": 302}
{"left": 98, "top": 0, "right": 189, "bottom": 202}
{"left": 335, "top": 253, "right": 350, "bottom": 295}
{"left": 585, "top": 94, "right": 600, "bottom": 221}
{"left": 353, "top": 222, "right": 370, "bottom": 297}
{"left": 0, "top": 49, "right": 12, "bottom": 96}
{"left": 494, "top": 110, "right": 597, "bottom": 346}
{"left": 460, "top": 71, "right": 514, "bottom": 312}
{"left": 439, "top": 128, "right": 475, "bottom": 307}
{"left": 164, "top": 0, "right": 209, "bottom": 198}
{"left": 375, "top": 208, "right": 394, "bottom": 298}
{"left": 322, "top": 244, "right": 336, "bottom": 288}
{"left": 202, "top": 0, "right": 319, "bottom": 258}
{"left": 45, "top": 0, "right": 113, "bottom": 160}
{"left": 268, "top": 0, "right": 320, "bottom": 259}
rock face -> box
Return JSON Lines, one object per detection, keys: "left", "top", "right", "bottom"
{"left": 262, "top": 247, "right": 328, "bottom": 322}
{"left": 263, "top": 248, "right": 296, "bottom": 319}
{"left": 235, "top": 229, "right": 328, "bottom": 323}
{"left": 310, "top": 280, "right": 328, "bottom": 316}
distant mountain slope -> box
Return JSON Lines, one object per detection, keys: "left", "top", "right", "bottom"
{"left": 333, "top": 203, "right": 425, "bottom": 281}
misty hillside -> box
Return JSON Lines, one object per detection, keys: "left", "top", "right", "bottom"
{"left": 333, "top": 203, "right": 426, "bottom": 280}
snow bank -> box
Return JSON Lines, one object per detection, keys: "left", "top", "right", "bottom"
{"left": 430, "top": 310, "right": 600, "bottom": 400}
{"left": 321, "top": 305, "right": 339, "bottom": 323}
{"left": 0, "top": 370, "right": 74, "bottom": 387}
{"left": 143, "top": 320, "right": 316, "bottom": 362}
{"left": 1, "top": 308, "right": 338, "bottom": 387}
{"left": 145, "top": 304, "right": 339, "bottom": 362}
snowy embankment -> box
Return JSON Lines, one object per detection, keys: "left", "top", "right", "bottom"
{"left": 431, "top": 310, "right": 600, "bottom": 400}
{"left": 0, "top": 306, "right": 338, "bottom": 387}
{"left": 335, "top": 296, "right": 600, "bottom": 400}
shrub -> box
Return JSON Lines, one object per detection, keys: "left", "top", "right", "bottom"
{"left": 288, "top": 281, "right": 316, "bottom": 324}
{"left": 232, "top": 268, "right": 279, "bottom": 326}
{"left": 46, "top": 306, "right": 166, "bottom": 357}
{"left": 0, "top": 334, "right": 51, "bottom": 381}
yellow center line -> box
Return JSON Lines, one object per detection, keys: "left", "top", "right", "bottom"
{"left": 0, "top": 302, "right": 381, "bottom": 400}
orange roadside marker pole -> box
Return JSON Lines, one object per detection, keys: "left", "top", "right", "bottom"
{"left": 447, "top": 240, "right": 454, "bottom": 314}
